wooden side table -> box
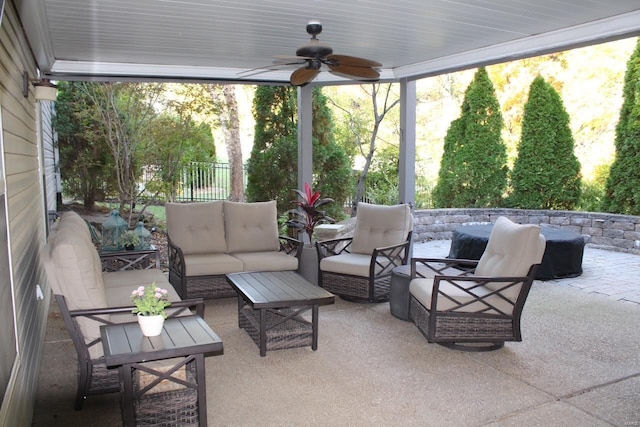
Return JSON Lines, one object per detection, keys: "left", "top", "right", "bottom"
{"left": 101, "top": 316, "right": 223, "bottom": 426}
{"left": 100, "top": 246, "right": 160, "bottom": 272}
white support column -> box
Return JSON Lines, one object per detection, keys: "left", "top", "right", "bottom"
{"left": 297, "top": 85, "right": 313, "bottom": 192}
{"left": 399, "top": 78, "right": 416, "bottom": 208}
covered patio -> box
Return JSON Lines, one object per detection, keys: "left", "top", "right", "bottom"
{"left": 33, "top": 240, "right": 640, "bottom": 426}
{"left": 3, "top": 1, "right": 640, "bottom": 425}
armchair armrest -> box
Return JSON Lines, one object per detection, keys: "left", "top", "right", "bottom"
{"left": 430, "top": 273, "right": 533, "bottom": 316}
{"left": 55, "top": 294, "right": 205, "bottom": 362}
{"left": 316, "top": 237, "right": 354, "bottom": 261}
{"left": 410, "top": 257, "right": 479, "bottom": 279}
{"left": 370, "top": 239, "right": 412, "bottom": 276}
{"left": 167, "top": 237, "right": 188, "bottom": 299}
{"left": 279, "top": 235, "right": 303, "bottom": 259}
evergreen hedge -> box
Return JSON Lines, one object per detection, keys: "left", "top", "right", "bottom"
{"left": 602, "top": 39, "right": 640, "bottom": 215}
{"left": 508, "top": 76, "right": 582, "bottom": 209}
{"left": 433, "top": 67, "right": 507, "bottom": 208}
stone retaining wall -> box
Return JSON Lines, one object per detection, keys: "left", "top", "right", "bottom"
{"left": 413, "top": 208, "right": 640, "bottom": 255}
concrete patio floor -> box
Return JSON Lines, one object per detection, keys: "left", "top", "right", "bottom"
{"left": 32, "top": 240, "right": 640, "bottom": 426}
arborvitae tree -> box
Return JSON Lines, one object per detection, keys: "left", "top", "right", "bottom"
{"left": 508, "top": 76, "right": 582, "bottom": 209}
{"left": 246, "top": 86, "right": 351, "bottom": 218}
{"left": 602, "top": 39, "right": 640, "bottom": 214}
{"left": 246, "top": 87, "right": 298, "bottom": 211}
{"left": 432, "top": 67, "right": 507, "bottom": 207}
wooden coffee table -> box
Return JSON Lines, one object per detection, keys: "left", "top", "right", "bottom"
{"left": 226, "top": 271, "right": 335, "bottom": 356}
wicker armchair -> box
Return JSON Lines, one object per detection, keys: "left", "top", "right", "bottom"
{"left": 409, "top": 216, "right": 546, "bottom": 351}
{"left": 55, "top": 294, "right": 204, "bottom": 410}
{"left": 316, "top": 203, "right": 413, "bottom": 302}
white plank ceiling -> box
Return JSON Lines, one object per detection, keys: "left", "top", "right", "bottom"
{"left": 15, "top": 0, "right": 640, "bottom": 84}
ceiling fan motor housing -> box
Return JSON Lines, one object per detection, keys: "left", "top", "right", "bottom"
{"left": 296, "top": 43, "right": 333, "bottom": 58}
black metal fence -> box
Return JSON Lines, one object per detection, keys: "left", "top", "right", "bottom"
{"left": 141, "top": 162, "right": 244, "bottom": 202}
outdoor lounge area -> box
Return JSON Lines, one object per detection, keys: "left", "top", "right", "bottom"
{"left": 32, "top": 240, "right": 640, "bottom": 426}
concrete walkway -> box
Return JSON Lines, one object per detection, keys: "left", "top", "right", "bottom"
{"left": 32, "top": 241, "right": 640, "bottom": 426}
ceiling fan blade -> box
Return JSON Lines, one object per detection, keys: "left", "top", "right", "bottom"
{"left": 327, "top": 54, "right": 382, "bottom": 68}
{"left": 274, "top": 54, "right": 314, "bottom": 61}
{"left": 290, "top": 67, "right": 320, "bottom": 86}
{"left": 329, "top": 64, "right": 380, "bottom": 80}
{"left": 273, "top": 58, "right": 306, "bottom": 66}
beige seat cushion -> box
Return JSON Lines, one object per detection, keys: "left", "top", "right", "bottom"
{"left": 183, "top": 253, "right": 244, "bottom": 276}
{"left": 231, "top": 251, "right": 298, "bottom": 272}
{"left": 166, "top": 201, "right": 227, "bottom": 254}
{"left": 350, "top": 203, "right": 413, "bottom": 255}
{"left": 105, "top": 276, "right": 182, "bottom": 307}
{"left": 224, "top": 201, "right": 280, "bottom": 253}
{"left": 102, "top": 268, "right": 173, "bottom": 290}
{"left": 320, "top": 253, "right": 386, "bottom": 278}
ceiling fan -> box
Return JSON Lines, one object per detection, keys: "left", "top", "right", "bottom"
{"left": 275, "top": 21, "right": 382, "bottom": 86}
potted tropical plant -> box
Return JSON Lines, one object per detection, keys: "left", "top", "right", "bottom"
{"left": 287, "top": 182, "right": 335, "bottom": 246}
{"left": 287, "top": 182, "right": 335, "bottom": 285}
{"left": 119, "top": 230, "right": 141, "bottom": 251}
{"left": 130, "top": 283, "right": 172, "bottom": 336}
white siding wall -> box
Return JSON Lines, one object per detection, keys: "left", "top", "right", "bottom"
{"left": 40, "top": 101, "right": 57, "bottom": 214}
{"left": 0, "top": 1, "right": 50, "bottom": 424}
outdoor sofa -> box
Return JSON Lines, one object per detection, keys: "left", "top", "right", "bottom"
{"left": 166, "top": 200, "right": 302, "bottom": 299}
{"left": 41, "top": 210, "right": 202, "bottom": 409}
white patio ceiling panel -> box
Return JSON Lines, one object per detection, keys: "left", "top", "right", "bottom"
{"left": 17, "top": 0, "right": 640, "bottom": 84}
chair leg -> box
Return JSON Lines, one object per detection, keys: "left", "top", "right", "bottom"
{"left": 438, "top": 342, "right": 505, "bottom": 352}
{"left": 74, "top": 360, "right": 90, "bottom": 410}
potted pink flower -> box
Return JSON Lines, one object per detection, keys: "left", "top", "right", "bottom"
{"left": 131, "top": 283, "right": 171, "bottom": 336}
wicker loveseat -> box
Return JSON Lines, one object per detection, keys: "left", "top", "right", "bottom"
{"left": 166, "top": 200, "right": 302, "bottom": 299}
{"left": 41, "top": 211, "right": 202, "bottom": 410}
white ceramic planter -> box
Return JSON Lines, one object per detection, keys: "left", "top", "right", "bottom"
{"left": 137, "top": 314, "right": 165, "bottom": 337}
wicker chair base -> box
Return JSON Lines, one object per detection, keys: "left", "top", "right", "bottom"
{"left": 133, "top": 361, "right": 199, "bottom": 426}
{"left": 409, "top": 296, "right": 514, "bottom": 351}
{"left": 178, "top": 274, "right": 237, "bottom": 299}
{"left": 239, "top": 306, "right": 312, "bottom": 351}
{"left": 321, "top": 272, "right": 391, "bottom": 303}
{"left": 79, "top": 360, "right": 119, "bottom": 409}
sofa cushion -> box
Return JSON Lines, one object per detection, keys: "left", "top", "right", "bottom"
{"left": 48, "top": 229, "right": 107, "bottom": 310}
{"left": 320, "top": 253, "right": 385, "bottom": 278}
{"left": 166, "top": 201, "right": 227, "bottom": 254}
{"left": 102, "top": 269, "right": 173, "bottom": 290}
{"left": 224, "top": 201, "right": 280, "bottom": 253}
{"left": 476, "top": 216, "right": 546, "bottom": 300}
{"left": 58, "top": 211, "right": 93, "bottom": 245}
{"left": 351, "top": 203, "right": 413, "bottom": 255}
{"left": 104, "top": 274, "right": 182, "bottom": 307}
{"left": 231, "top": 251, "right": 298, "bottom": 272}
{"left": 183, "top": 253, "right": 244, "bottom": 276}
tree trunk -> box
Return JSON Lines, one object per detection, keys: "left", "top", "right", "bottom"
{"left": 222, "top": 86, "right": 244, "bottom": 202}
{"left": 211, "top": 85, "right": 244, "bottom": 202}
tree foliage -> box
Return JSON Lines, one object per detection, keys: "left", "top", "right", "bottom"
{"left": 246, "top": 86, "right": 351, "bottom": 219}
{"left": 53, "top": 81, "right": 116, "bottom": 210}
{"left": 82, "top": 82, "right": 164, "bottom": 220}
{"left": 327, "top": 84, "right": 400, "bottom": 213}
{"left": 143, "top": 114, "right": 215, "bottom": 202}
{"left": 602, "top": 39, "right": 640, "bottom": 214}
{"left": 433, "top": 68, "right": 508, "bottom": 207}
{"left": 508, "top": 76, "right": 582, "bottom": 209}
